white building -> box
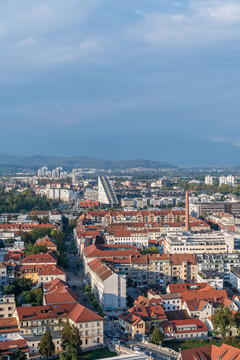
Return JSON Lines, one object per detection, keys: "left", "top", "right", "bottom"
{"left": 205, "top": 175, "right": 213, "bottom": 185}
{"left": 98, "top": 176, "right": 118, "bottom": 206}
{"left": 164, "top": 232, "right": 234, "bottom": 254}
{"left": 229, "top": 268, "right": 240, "bottom": 291}
{"left": 87, "top": 258, "right": 126, "bottom": 310}
{"left": 219, "top": 175, "right": 235, "bottom": 187}
{"left": 197, "top": 270, "right": 224, "bottom": 290}
{"left": 104, "top": 230, "right": 149, "bottom": 247}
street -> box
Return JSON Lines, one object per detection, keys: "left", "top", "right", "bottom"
{"left": 65, "top": 233, "right": 95, "bottom": 312}
{"left": 127, "top": 343, "right": 177, "bottom": 360}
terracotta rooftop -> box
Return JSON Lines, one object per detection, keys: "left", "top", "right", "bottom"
{"left": 22, "top": 252, "right": 57, "bottom": 264}
{"left": 88, "top": 258, "right": 114, "bottom": 281}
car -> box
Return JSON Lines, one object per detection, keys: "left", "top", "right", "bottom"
{"left": 115, "top": 334, "right": 121, "bottom": 338}
{"left": 134, "top": 346, "right": 140, "bottom": 352}
{"left": 121, "top": 338, "right": 128, "bottom": 342}
{"left": 106, "top": 333, "right": 111, "bottom": 337}
{"left": 72, "top": 284, "right": 77, "bottom": 289}
{"left": 83, "top": 297, "right": 88, "bottom": 301}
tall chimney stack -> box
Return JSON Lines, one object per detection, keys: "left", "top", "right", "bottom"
{"left": 185, "top": 191, "right": 189, "bottom": 231}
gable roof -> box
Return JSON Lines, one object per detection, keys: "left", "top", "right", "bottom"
{"left": 35, "top": 236, "right": 56, "bottom": 248}
{"left": 88, "top": 258, "right": 114, "bottom": 281}
{"left": 22, "top": 252, "right": 57, "bottom": 264}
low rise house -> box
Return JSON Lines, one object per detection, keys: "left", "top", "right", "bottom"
{"left": 119, "top": 304, "right": 167, "bottom": 338}
{"left": 168, "top": 319, "right": 208, "bottom": 340}
{"left": 118, "top": 312, "right": 145, "bottom": 339}
{"left": 35, "top": 236, "right": 57, "bottom": 252}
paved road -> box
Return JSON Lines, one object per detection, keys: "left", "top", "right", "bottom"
{"left": 65, "top": 234, "right": 95, "bottom": 311}
{"left": 126, "top": 343, "right": 178, "bottom": 360}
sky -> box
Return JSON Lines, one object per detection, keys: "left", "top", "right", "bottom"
{"left": 0, "top": 0, "right": 240, "bottom": 165}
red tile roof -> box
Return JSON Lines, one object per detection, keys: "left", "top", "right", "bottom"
{"left": 88, "top": 258, "right": 114, "bottom": 281}
{"left": 84, "top": 244, "right": 139, "bottom": 258}
{"left": 38, "top": 264, "right": 65, "bottom": 276}
{"left": 22, "top": 252, "right": 57, "bottom": 264}
{"left": 68, "top": 303, "right": 103, "bottom": 323}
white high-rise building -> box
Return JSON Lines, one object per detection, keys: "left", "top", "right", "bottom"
{"left": 219, "top": 175, "right": 235, "bottom": 187}
{"left": 205, "top": 175, "right": 213, "bottom": 185}
{"left": 98, "top": 176, "right": 118, "bottom": 205}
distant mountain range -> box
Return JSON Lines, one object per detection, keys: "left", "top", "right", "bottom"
{"left": 0, "top": 154, "right": 175, "bottom": 172}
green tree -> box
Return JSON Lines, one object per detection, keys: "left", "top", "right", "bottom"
{"left": 212, "top": 307, "right": 235, "bottom": 338}
{"left": 62, "top": 321, "right": 81, "bottom": 356}
{"left": 25, "top": 288, "right": 43, "bottom": 306}
{"left": 4, "top": 277, "right": 33, "bottom": 297}
{"left": 151, "top": 328, "right": 163, "bottom": 345}
{"left": 38, "top": 330, "right": 55, "bottom": 359}
{"left": 224, "top": 336, "right": 240, "bottom": 347}
{"left": 84, "top": 284, "right": 91, "bottom": 292}
{"left": 60, "top": 345, "right": 77, "bottom": 360}
{"left": 141, "top": 246, "right": 159, "bottom": 255}
{"left": 9, "top": 350, "right": 27, "bottom": 360}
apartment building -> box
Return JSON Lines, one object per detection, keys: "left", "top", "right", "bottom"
{"left": 104, "top": 229, "right": 149, "bottom": 247}
{"left": 14, "top": 302, "right": 104, "bottom": 350}
{"left": 197, "top": 270, "right": 224, "bottom": 290}
{"left": 98, "top": 176, "right": 118, "bottom": 206}
{"left": 83, "top": 244, "right": 139, "bottom": 273}
{"left": 190, "top": 201, "right": 240, "bottom": 217}
{"left": 21, "top": 252, "right": 57, "bottom": 265}
{"left": 0, "top": 296, "right": 16, "bottom": 318}
{"left": 229, "top": 268, "right": 240, "bottom": 291}
{"left": 87, "top": 258, "right": 126, "bottom": 310}
{"left": 37, "top": 265, "right": 66, "bottom": 285}
{"left": 196, "top": 253, "right": 240, "bottom": 283}
{"left": 0, "top": 318, "right": 21, "bottom": 341}
{"left": 105, "top": 253, "right": 196, "bottom": 287}
{"left": 164, "top": 232, "right": 234, "bottom": 254}
{"left": 0, "top": 265, "right": 8, "bottom": 287}
{"left": 21, "top": 264, "right": 66, "bottom": 285}
{"left": 84, "top": 210, "right": 186, "bottom": 225}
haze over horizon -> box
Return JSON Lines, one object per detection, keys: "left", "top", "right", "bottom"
{"left": 1, "top": 0, "right": 240, "bottom": 165}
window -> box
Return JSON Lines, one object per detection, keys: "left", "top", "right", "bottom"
{"left": 85, "top": 339, "right": 88, "bottom": 345}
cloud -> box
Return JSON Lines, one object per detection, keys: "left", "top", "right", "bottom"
{"left": 127, "top": 0, "right": 240, "bottom": 46}
{"left": 172, "top": 2, "right": 183, "bottom": 7}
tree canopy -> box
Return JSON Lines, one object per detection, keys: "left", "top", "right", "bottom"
{"left": 212, "top": 307, "right": 235, "bottom": 338}
{"left": 38, "top": 330, "right": 55, "bottom": 359}
{"left": 151, "top": 328, "right": 163, "bottom": 345}
{"left": 9, "top": 350, "right": 27, "bottom": 360}
{"left": 62, "top": 321, "right": 81, "bottom": 356}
